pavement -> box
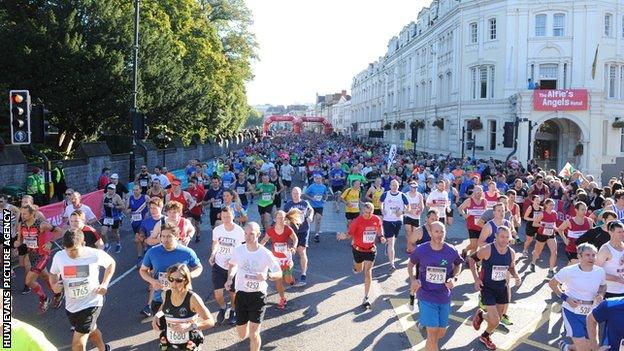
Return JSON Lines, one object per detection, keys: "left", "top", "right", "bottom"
{"left": 11, "top": 176, "right": 571, "bottom": 351}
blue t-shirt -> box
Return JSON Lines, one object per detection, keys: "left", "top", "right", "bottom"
{"left": 496, "top": 181, "right": 510, "bottom": 193}
{"left": 142, "top": 244, "right": 201, "bottom": 302}
{"left": 409, "top": 242, "right": 463, "bottom": 304}
{"left": 222, "top": 172, "right": 236, "bottom": 189}
{"left": 283, "top": 200, "right": 312, "bottom": 233}
{"left": 330, "top": 169, "right": 346, "bottom": 187}
{"left": 306, "top": 183, "right": 328, "bottom": 208}
{"left": 140, "top": 215, "right": 164, "bottom": 248}
{"left": 592, "top": 297, "right": 624, "bottom": 351}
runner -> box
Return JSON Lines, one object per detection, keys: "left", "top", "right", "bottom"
{"left": 577, "top": 210, "right": 618, "bottom": 250}
{"left": 587, "top": 295, "right": 624, "bottom": 351}
{"left": 608, "top": 189, "right": 624, "bottom": 220}
{"left": 147, "top": 201, "right": 195, "bottom": 247}
{"left": 222, "top": 189, "right": 248, "bottom": 227}
{"left": 165, "top": 179, "right": 196, "bottom": 215}
{"left": 3, "top": 194, "right": 23, "bottom": 279}
{"left": 280, "top": 160, "right": 294, "bottom": 202}
{"left": 380, "top": 179, "right": 409, "bottom": 271}
{"left": 548, "top": 243, "right": 607, "bottom": 351}
{"left": 254, "top": 174, "right": 276, "bottom": 233}
{"left": 528, "top": 174, "right": 549, "bottom": 204}
{"left": 406, "top": 221, "right": 463, "bottom": 351}
{"left": 203, "top": 176, "right": 225, "bottom": 230}
{"left": 126, "top": 185, "right": 150, "bottom": 261}
{"left": 595, "top": 220, "right": 624, "bottom": 298}
{"left": 14, "top": 204, "right": 63, "bottom": 313}
{"left": 222, "top": 164, "right": 236, "bottom": 190}
{"left": 531, "top": 198, "right": 559, "bottom": 274}
{"left": 186, "top": 177, "right": 206, "bottom": 243}
{"left": 100, "top": 183, "right": 125, "bottom": 253}
{"left": 469, "top": 226, "right": 521, "bottom": 350}
{"left": 69, "top": 210, "right": 104, "bottom": 249}
{"left": 260, "top": 210, "right": 301, "bottom": 309}
{"left": 483, "top": 181, "right": 500, "bottom": 210}
{"left": 505, "top": 190, "right": 522, "bottom": 243}
{"left": 403, "top": 180, "right": 424, "bottom": 254}
{"left": 49, "top": 229, "right": 115, "bottom": 351}
{"left": 139, "top": 222, "right": 203, "bottom": 322}
{"left": 135, "top": 165, "right": 152, "bottom": 195}
{"left": 337, "top": 202, "right": 386, "bottom": 308}
{"left": 426, "top": 180, "right": 450, "bottom": 225}
{"left": 330, "top": 162, "right": 347, "bottom": 213}
{"left": 408, "top": 209, "right": 439, "bottom": 311}
{"left": 61, "top": 192, "right": 97, "bottom": 228}
{"left": 522, "top": 195, "right": 542, "bottom": 256}
{"left": 283, "top": 187, "right": 315, "bottom": 286}
{"left": 152, "top": 263, "right": 215, "bottom": 350}
{"left": 557, "top": 202, "right": 593, "bottom": 264}
{"left": 365, "top": 177, "right": 384, "bottom": 217}
{"left": 234, "top": 171, "right": 253, "bottom": 210}
{"left": 478, "top": 203, "right": 514, "bottom": 247}
{"left": 137, "top": 197, "right": 165, "bottom": 317}
{"left": 224, "top": 222, "right": 282, "bottom": 351}
{"left": 341, "top": 179, "right": 362, "bottom": 228}
{"left": 209, "top": 207, "right": 245, "bottom": 325}
{"left": 303, "top": 174, "right": 329, "bottom": 243}
{"left": 146, "top": 178, "right": 167, "bottom": 200}
{"left": 457, "top": 186, "right": 485, "bottom": 256}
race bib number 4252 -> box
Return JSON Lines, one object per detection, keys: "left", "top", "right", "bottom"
{"left": 425, "top": 267, "right": 446, "bottom": 284}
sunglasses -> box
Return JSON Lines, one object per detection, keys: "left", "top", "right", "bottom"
{"left": 65, "top": 193, "right": 73, "bottom": 196}
{"left": 168, "top": 276, "right": 186, "bottom": 283}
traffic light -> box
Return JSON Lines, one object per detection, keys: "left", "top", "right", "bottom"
{"left": 30, "top": 103, "right": 50, "bottom": 143}
{"left": 9, "top": 90, "right": 31, "bottom": 144}
{"left": 503, "top": 121, "right": 515, "bottom": 148}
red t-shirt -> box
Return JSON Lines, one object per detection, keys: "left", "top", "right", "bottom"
{"left": 349, "top": 214, "right": 383, "bottom": 252}
{"left": 98, "top": 175, "right": 109, "bottom": 190}
{"left": 267, "top": 225, "right": 295, "bottom": 259}
{"left": 187, "top": 187, "right": 205, "bottom": 216}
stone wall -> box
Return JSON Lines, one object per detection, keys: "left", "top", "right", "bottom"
{"left": 0, "top": 137, "right": 252, "bottom": 194}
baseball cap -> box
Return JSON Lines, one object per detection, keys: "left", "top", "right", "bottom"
{"left": 107, "top": 184, "right": 116, "bottom": 190}
{"left": 172, "top": 179, "right": 182, "bottom": 186}
{"left": 110, "top": 173, "right": 119, "bottom": 179}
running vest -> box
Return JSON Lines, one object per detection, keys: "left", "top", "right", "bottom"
{"left": 603, "top": 242, "right": 624, "bottom": 294}
{"left": 128, "top": 195, "right": 147, "bottom": 222}
{"left": 371, "top": 186, "right": 384, "bottom": 210}
{"left": 418, "top": 225, "right": 432, "bottom": 245}
{"left": 610, "top": 204, "right": 624, "bottom": 220}
{"left": 466, "top": 198, "right": 487, "bottom": 231}
{"left": 20, "top": 219, "right": 46, "bottom": 253}
{"left": 147, "top": 187, "right": 166, "bottom": 200}
{"left": 103, "top": 195, "right": 122, "bottom": 220}
{"left": 514, "top": 187, "right": 528, "bottom": 205}
{"left": 162, "top": 290, "right": 198, "bottom": 346}
{"left": 484, "top": 191, "right": 499, "bottom": 209}
{"left": 480, "top": 244, "right": 512, "bottom": 289}
{"left": 381, "top": 191, "right": 407, "bottom": 222}
{"left": 405, "top": 191, "right": 423, "bottom": 219}
{"left": 174, "top": 217, "right": 188, "bottom": 242}
{"left": 234, "top": 180, "right": 249, "bottom": 205}
{"left": 532, "top": 185, "right": 548, "bottom": 202}
{"left": 538, "top": 210, "right": 558, "bottom": 236}
{"left": 137, "top": 173, "right": 151, "bottom": 194}
{"left": 486, "top": 219, "right": 511, "bottom": 244}
{"left": 270, "top": 177, "right": 282, "bottom": 199}
{"left": 565, "top": 217, "right": 590, "bottom": 254}
{"left": 169, "top": 191, "right": 188, "bottom": 212}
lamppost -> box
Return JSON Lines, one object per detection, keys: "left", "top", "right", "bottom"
{"left": 128, "top": 0, "right": 141, "bottom": 182}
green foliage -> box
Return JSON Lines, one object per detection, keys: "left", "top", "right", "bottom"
{"left": 245, "top": 108, "right": 263, "bottom": 128}
{"left": 0, "top": 0, "right": 256, "bottom": 154}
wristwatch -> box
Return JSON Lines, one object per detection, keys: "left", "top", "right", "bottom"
{"left": 191, "top": 323, "right": 198, "bottom": 331}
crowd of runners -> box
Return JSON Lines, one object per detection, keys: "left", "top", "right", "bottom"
{"left": 4, "top": 132, "right": 624, "bottom": 351}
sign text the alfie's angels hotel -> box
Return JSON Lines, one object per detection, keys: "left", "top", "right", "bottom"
{"left": 533, "top": 89, "right": 588, "bottom": 111}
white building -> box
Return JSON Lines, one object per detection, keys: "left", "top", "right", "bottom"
{"left": 351, "top": 0, "right": 624, "bottom": 183}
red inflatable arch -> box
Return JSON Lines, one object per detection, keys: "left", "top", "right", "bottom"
{"left": 263, "top": 115, "right": 333, "bottom": 135}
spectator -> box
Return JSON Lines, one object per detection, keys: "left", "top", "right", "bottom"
{"left": 25, "top": 167, "right": 45, "bottom": 205}
{"left": 52, "top": 161, "right": 67, "bottom": 202}
{"left": 98, "top": 167, "right": 111, "bottom": 190}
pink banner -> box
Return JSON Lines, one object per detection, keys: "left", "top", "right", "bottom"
{"left": 533, "top": 89, "right": 588, "bottom": 111}
{"left": 39, "top": 190, "right": 104, "bottom": 227}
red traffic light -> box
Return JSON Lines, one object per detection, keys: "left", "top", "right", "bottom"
{"left": 12, "top": 94, "right": 24, "bottom": 104}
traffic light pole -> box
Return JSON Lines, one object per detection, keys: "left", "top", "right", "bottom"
{"left": 27, "top": 145, "right": 52, "bottom": 205}
{"left": 129, "top": 0, "right": 140, "bottom": 183}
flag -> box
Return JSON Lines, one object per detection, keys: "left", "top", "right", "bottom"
{"left": 558, "top": 162, "right": 576, "bottom": 178}
{"left": 387, "top": 144, "right": 397, "bottom": 169}
{"left": 591, "top": 44, "right": 599, "bottom": 80}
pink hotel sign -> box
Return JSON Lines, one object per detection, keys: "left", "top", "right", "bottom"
{"left": 533, "top": 89, "right": 588, "bottom": 111}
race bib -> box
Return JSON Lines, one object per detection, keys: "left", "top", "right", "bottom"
{"left": 131, "top": 213, "right": 143, "bottom": 222}
{"left": 515, "top": 196, "right": 524, "bottom": 203}
{"left": 140, "top": 180, "right": 148, "bottom": 187}
{"left": 244, "top": 273, "right": 260, "bottom": 291}
{"left": 274, "top": 243, "right": 288, "bottom": 254}
{"left": 363, "top": 231, "right": 376, "bottom": 244}
{"left": 425, "top": 267, "right": 446, "bottom": 284}
{"left": 567, "top": 230, "right": 585, "bottom": 239}
{"left": 103, "top": 218, "right": 114, "bottom": 226}
{"left": 166, "top": 323, "right": 189, "bottom": 344}
{"left": 467, "top": 209, "right": 485, "bottom": 216}
{"left": 538, "top": 195, "right": 545, "bottom": 202}
{"left": 262, "top": 194, "right": 272, "bottom": 201}
{"left": 487, "top": 201, "right": 497, "bottom": 209}
{"left": 314, "top": 195, "right": 323, "bottom": 202}
{"left": 410, "top": 203, "right": 422, "bottom": 215}
{"left": 217, "top": 245, "right": 232, "bottom": 256}
{"left": 223, "top": 181, "right": 231, "bottom": 189}
{"left": 574, "top": 302, "right": 593, "bottom": 316}
{"left": 213, "top": 200, "right": 222, "bottom": 208}
{"left": 24, "top": 236, "right": 38, "bottom": 249}
{"left": 68, "top": 279, "right": 90, "bottom": 299}
{"left": 542, "top": 228, "right": 554, "bottom": 236}
{"left": 473, "top": 216, "right": 481, "bottom": 226}
{"left": 158, "top": 272, "right": 170, "bottom": 291}
{"left": 350, "top": 201, "right": 359, "bottom": 208}
{"left": 491, "top": 265, "right": 508, "bottom": 281}
{"left": 236, "top": 187, "right": 245, "bottom": 194}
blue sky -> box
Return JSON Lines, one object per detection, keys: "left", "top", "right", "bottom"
{"left": 245, "top": 0, "right": 426, "bottom": 106}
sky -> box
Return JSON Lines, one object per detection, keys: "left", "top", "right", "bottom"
{"left": 245, "top": 0, "right": 426, "bottom": 106}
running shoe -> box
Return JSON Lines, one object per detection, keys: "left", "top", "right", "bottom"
{"left": 104, "top": 243, "right": 110, "bottom": 252}
{"left": 228, "top": 310, "right": 237, "bottom": 325}
{"left": 362, "top": 297, "right": 371, "bottom": 309}
{"left": 52, "top": 291, "right": 64, "bottom": 309}
{"left": 140, "top": 305, "right": 152, "bottom": 317}
{"left": 501, "top": 314, "right": 513, "bottom": 326}
{"left": 21, "top": 285, "right": 31, "bottom": 295}
{"left": 105, "top": 344, "right": 111, "bottom": 351}
{"left": 389, "top": 265, "right": 397, "bottom": 273}
{"left": 472, "top": 309, "right": 484, "bottom": 330}
{"left": 530, "top": 263, "right": 536, "bottom": 272}
{"left": 313, "top": 234, "right": 320, "bottom": 243}
{"left": 479, "top": 335, "right": 497, "bottom": 350}
{"left": 295, "top": 275, "right": 307, "bottom": 287}
{"left": 114, "top": 244, "right": 122, "bottom": 254}
{"left": 277, "top": 297, "right": 287, "bottom": 309}
{"left": 216, "top": 308, "right": 226, "bottom": 324}
{"left": 38, "top": 297, "right": 50, "bottom": 314}
{"left": 558, "top": 340, "right": 568, "bottom": 351}
{"left": 548, "top": 268, "right": 554, "bottom": 277}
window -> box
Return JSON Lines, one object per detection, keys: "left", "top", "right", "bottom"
{"left": 466, "top": 120, "right": 474, "bottom": 150}
{"left": 622, "top": 15, "right": 624, "bottom": 38}
{"left": 608, "top": 65, "right": 617, "bottom": 98}
{"left": 470, "top": 22, "right": 478, "bottom": 43}
{"left": 553, "top": 13, "right": 565, "bottom": 36}
{"left": 470, "top": 65, "right": 495, "bottom": 99}
{"left": 621, "top": 128, "right": 624, "bottom": 153}
{"left": 488, "top": 18, "right": 497, "bottom": 40}
{"left": 535, "top": 14, "right": 546, "bottom": 36}
{"left": 489, "top": 120, "right": 497, "bottom": 150}
{"left": 563, "top": 63, "right": 568, "bottom": 89}
{"left": 540, "top": 63, "right": 559, "bottom": 89}
{"left": 605, "top": 13, "right": 613, "bottom": 37}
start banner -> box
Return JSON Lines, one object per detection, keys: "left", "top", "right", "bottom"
{"left": 533, "top": 89, "right": 588, "bottom": 111}
{"left": 39, "top": 190, "right": 104, "bottom": 227}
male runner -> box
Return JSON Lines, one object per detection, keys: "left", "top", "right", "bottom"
{"left": 284, "top": 187, "right": 314, "bottom": 286}
{"left": 303, "top": 174, "right": 329, "bottom": 243}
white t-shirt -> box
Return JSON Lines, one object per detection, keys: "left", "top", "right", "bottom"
{"left": 212, "top": 223, "right": 246, "bottom": 269}
{"left": 49, "top": 247, "right": 115, "bottom": 313}
{"left": 427, "top": 189, "right": 449, "bottom": 218}
{"left": 405, "top": 191, "right": 424, "bottom": 219}
{"left": 152, "top": 174, "right": 170, "bottom": 188}
{"left": 230, "top": 244, "right": 281, "bottom": 294}
{"left": 280, "top": 164, "right": 294, "bottom": 181}
{"left": 554, "top": 264, "right": 606, "bottom": 313}
{"left": 380, "top": 191, "right": 409, "bottom": 222}
{"left": 62, "top": 204, "right": 97, "bottom": 224}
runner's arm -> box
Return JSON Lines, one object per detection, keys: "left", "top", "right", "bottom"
{"left": 556, "top": 220, "right": 570, "bottom": 242}
{"left": 532, "top": 213, "right": 544, "bottom": 228}
{"left": 139, "top": 264, "right": 160, "bottom": 287}
{"left": 259, "top": 235, "right": 270, "bottom": 246}
{"left": 477, "top": 225, "right": 491, "bottom": 248}
{"left": 185, "top": 192, "right": 196, "bottom": 210}
{"left": 289, "top": 232, "right": 299, "bottom": 251}
{"left": 468, "top": 246, "right": 490, "bottom": 282}
{"left": 509, "top": 249, "right": 521, "bottom": 281}
{"left": 100, "top": 258, "right": 116, "bottom": 289}
{"left": 189, "top": 293, "right": 215, "bottom": 330}
{"left": 189, "top": 263, "right": 203, "bottom": 279}
{"left": 145, "top": 222, "right": 161, "bottom": 246}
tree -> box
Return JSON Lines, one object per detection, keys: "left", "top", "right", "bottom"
{"left": 245, "top": 108, "right": 263, "bottom": 128}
